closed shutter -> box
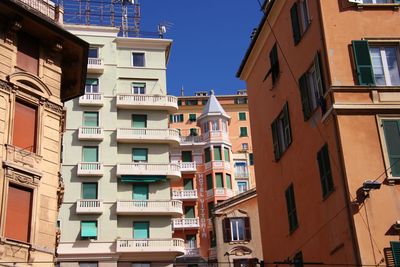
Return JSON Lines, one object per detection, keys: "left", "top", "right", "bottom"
{"left": 83, "top": 147, "right": 98, "bottom": 162}
{"left": 222, "top": 218, "right": 231, "bottom": 243}
{"left": 214, "top": 146, "right": 222, "bottom": 161}
{"left": 226, "top": 174, "right": 232, "bottom": 189}
{"left": 249, "top": 153, "right": 254, "bottom": 166}
{"left": 179, "top": 114, "right": 184, "bottom": 122}
{"left": 299, "top": 74, "right": 311, "bottom": 120}
{"left": 317, "top": 144, "right": 334, "bottom": 197}
{"left": 5, "top": 185, "right": 32, "bottom": 242}
{"left": 189, "top": 114, "right": 197, "bottom": 122}
{"left": 169, "top": 114, "right": 173, "bottom": 123}
{"left": 133, "top": 184, "right": 149, "bottom": 200}
{"left": 224, "top": 148, "right": 230, "bottom": 162}
{"left": 184, "top": 179, "right": 194, "bottom": 190}
{"left": 285, "top": 184, "right": 298, "bottom": 232}
{"left": 206, "top": 174, "right": 213, "bottom": 190}
{"left": 185, "top": 206, "right": 195, "bottom": 218}
{"left": 182, "top": 151, "right": 193, "bottom": 162}
{"left": 352, "top": 40, "right": 375, "bottom": 85}
{"left": 216, "top": 173, "right": 223, "bottom": 188}
{"left": 383, "top": 120, "right": 400, "bottom": 177}
{"left": 290, "top": 4, "right": 301, "bottom": 45}
{"left": 271, "top": 120, "right": 280, "bottom": 160}
{"left": 244, "top": 217, "right": 251, "bottom": 241}
{"left": 83, "top": 112, "right": 99, "bottom": 127}
{"left": 17, "top": 33, "right": 39, "bottom": 75}
{"left": 132, "top": 114, "right": 147, "bottom": 128}
{"left": 82, "top": 183, "right": 97, "bottom": 199}
{"left": 133, "top": 222, "right": 149, "bottom": 238}
{"left": 205, "top": 148, "right": 211, "bottom": 162}
{"left": 208, "top": 202, "right": 215, "bottom": 218}
{"left": 269, "top": 44, "right": 280, "bottom": 84}
{"left": 240, "top": 127, "right": 248, "bottom": 137}
{"left": 132, "top": 148, "right": 148, "bottom": 162}
{"left": 283, "top": 103, "right": 292, "bottom": 146}
{"left": 239, "top": 112, "right": 246, "bottom": 120}
{"left": 81, "top": 221, "right": 97, "bottom": 238}
{"left": 392, "top": 242, "right": 400, "bottom": 266}
{"left": 13, "top": 101, "right": 37, "bottom": 152}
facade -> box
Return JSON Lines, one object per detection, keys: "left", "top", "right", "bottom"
{"left": 238, "top": 0, "right": 400, "bottom": 265}
{"left": 58, "top": 25, "right": 181, "bottom": 267}
{"left": 170, "top": 91, "right": 255, "bottom": 263}
{"left": 0, "top": 0, "right": 87, "bottom": 265}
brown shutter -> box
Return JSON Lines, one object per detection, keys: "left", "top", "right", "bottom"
{"left": 5, "top": 185, "right": 32, "bottom": 242}
{"left": 222, "top": 218, "right": 231, "bottom": 243}
{"left": 244, "top": 217, "right": 251, "bottom": 241}
{"left": 13, "top": 101, "right": 37, "bottom": 152}
{"left": 17, "top": 33, "right": 39, "bottom": 75}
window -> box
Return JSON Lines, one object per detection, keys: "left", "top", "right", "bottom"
{"left": 170, "top": 114, "right": 184, "bottom": 123}
{"left": 133, "top": 184, "right": 149, "bottom": 200}
{"left": 239, "top": 112, "right": 247, "bottom": 121}
{"left": 390, "top": 241, "right": 400, "bottom": 266}
{"left": 133, "top": 222, "right": 149, "bottom": 238}
{"left": 235, "top": 162, "right": 249, "bottom": 178}
{"left": 290, "top": 3, "right": 301, "bottom": 45}
{"left": 79, "top": 263, "right": 98, "bottom": 267}
{"left": 214, "top": 146, "right": 222, "bottom": 160}
{"left": 222, "top": 120, "right": 228, "bottom": 132}
{"left": 17, "top": 33, "right": 39, "bottom": 75}
{"left": 242, "top": 143, "right": 249, "bottom": 151}
{"left": 212, "top": 120, "right": 219, "bottom": 131}
{"left": 184, "top": 178, "right": 194, "bottom": 190}
{"left": 271, "top": 103, "right": 292, "bottom": 161}
{"left": 237, "top": 181, "right": 248, "bottom": 193}
{"left": 361, "top": 0, "right": 397, "bottom": 3}
{"left": 233, "top": 259, "right": 257, "bottom": 267}
{"left": 269, "top": 44, "right": 280, "bottom": 84}
{"left": 85, "top": 78, "right": 99, "bottom": 93}
{"left": 202, "top": 99, "right": 208, "bottom": 105}
{"left": 185, "top": 99, "right": 198, "bottom": 106}
{"left": 317, "top": 144, "right": 334, "bottom": 198}
{"left": 184, "top": 206, "right": 195, "bottom": 218}
{"left": 82, "top": 183, "right": 98, "bottom": 199}
{"left": 13, "top": 100, "right": 37, "bottom": 152}
{"left": 178, "top": 100, "right": 182, "bottom": 106}
{"left": 81, "top": 221, "right": 97, "bottom": 240}
{"left": 205, "top": 147, "right": 211, "bottom": 162}
{"left": 83, "top": 112, "right": 99, "bottom": 127}
{"left": 132, "top": 264, "right": 150, "bottom": 267}
{"left": 182, "top": 151, "right": 193, "bottom": 162}
{"left": 132, "top": 83, "right": 146, "bottom": 94}
{"left": 206, "top": 174, "right": 213, "bottom": 190}
{"left": 298, "top": 53, "right": 325, "bottom": 120}
{"left": 132, "top": 114, "right": 147, "bottom": 128}
{"left": 132, "top": 52, "right": 145, "bottom": 67}
{"left": 203, "top": 122, "right": 210, "bottom": 133}
{"left": 5, "top": 184, "right": 32, "bottom": 242}
{"left": 249, "top": 153, "right": 254, "bottom": 165}
{"left": 240, "top": 127, "right": 248, "bottom": 137}
{"left": 299, "top": 0, "right": 310, "bottom": 33}
{"left": 82, "top": 146, "right": 98, "bottom": 162}
{"left": 294, "top": 251, "right": 304, "bottom": 267}
{"left": 88, "top": 47, "right": 99, "bottom": 58}
{"left": 224, "top": 147, "right": 230, "bottom": 161}
{"left": 382, "top": 119, "right": 400, "bottom": 177}
{"left": 285, "top": 184, "right": 298, "bottom": 232}
{"left": 235, "top": 98, "right": 248, "bottom": 104}
{"left": 222, "top": 217, "right": 251, "bottom": 242}
{"left": 216, "top": 173, "right": 223, "bottom": 188}
{"left": 132, "top": 148, "right": 148, "bottom": 162}
{"left": 189, "top": 114, "right": 197, "bottom": 122}
{"left": 226, "top": 174, "right": 232, "bottom": 189}
{"left": 190, "top": 128, "right": 198, "bottom": 136}
{"left": 208, "top": 202, "right": 215, "bottom": 218}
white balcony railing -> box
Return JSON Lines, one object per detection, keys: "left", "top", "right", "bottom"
{"left": 116, "top": 200, "right": 183, "bottom": 216}
{"left": 17, "top": 0, "right": 58, "bottom": 21}
{"left": 172, "top": 218, "right": 200, "bottom": 229}
{"left": 116, "top": 238, "right": 185, "bottom": 254}
{"left": 206, "top": 188, "right": 234, "bottom": 198}
{"left": 79, "top": 93, "right": 103, "bottom": 106}
{"left": 205, "top": 161, "right": 231, "bottom": 171}
{"left": 234, "top": 170, "right": 249, "bottom": 179}
{"left": 116, "top": 128, "right": 180, "bottom": 144}
{"left": 116, "top": 94, "right": 178, "bottom": 111}
{"left": 203, "top": 130, "right": 231, "bottom": 144}
{"left": 76, "top": 199, "right": 103, "bottom": 214}
{"left": 87, "top": 58, "right": 104, "bottom": 73}
{"left": 77, "top": 162, "right": 103, "bottom": 176}
{"left": 78, "top": 127, "right": 103, "bottom": 140}
{"left": 117, "top": 163, "right": 181, "bottom": 180}
{"left": 172, "top": 190, "right": 198, "bottom": 200}
{"left": 179, "top": 135, "right": 205, "bottom": 145}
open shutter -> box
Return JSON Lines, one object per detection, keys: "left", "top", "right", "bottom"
{"left": 299, "top": 74, "right": 311, "bottom": 120}
{"left": 222, "top": 218, "right": 231, "bottom": 243}
{"left": 283, "top": 103, "right": 292, "bottom": 146}
{"left": 169, "top": 114, "right": 173, "bottom": 123}
{"left": 352, "top": 40, "right": 375, "bottom": 86}
{"left": 382, "top": 120, "right": 400, "bottom": 177}
{"left": 314, "top": 52, "right": 325, "bottom": 94}
{"left": 226, "top": 174, "right": 232, "bottom": 189}
{"left": 269, "top": 44, "right": 280, "bottom": 84}
{"left": 290, "top": 4, "right": 301, "bottom": 45}
{"left": 391, "top": 242, "right": 400, "bottom": 266}
{"left": 244, "top": 217, "right": 251, "bottom": 241}
{"left": 271, "top": 120, "right": 280, "bottom": 160}
{"left": 180, "top": 114, "right": 184, "bottom": 122}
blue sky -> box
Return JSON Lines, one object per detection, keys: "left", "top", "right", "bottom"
{"left": 138, "top": 1, "right": 264, "bottom": 96}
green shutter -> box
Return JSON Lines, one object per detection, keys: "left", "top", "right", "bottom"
{"left": 82, "top": 183, "right": 97, "bottom": 199}
{"left": 290, "top": 4, "right": 301, "bottom": 44}
{"left": 271, "top": 120, "right": 280, "bottom": 161}
{"left": 189, "top": 114, "right": 196, "bottom": 121}
{"left": 184, "top": 179, "right": 194, "bottom": 190}
{"left": 169, "top": 114, "right": 173, "bottom": 123}
{"left": 133, "top": 184, "right": 149, "bottom": 200}
{"left": 226, "top": 174, "right": 232, "bottom": 189}
{"left": 132, "top": 148, "right": 148, "bottom": 162}
{"left": 383, "top": 120, "right": 400, "bottom": 177}
{"left": 240, "top": 127, "right": 248, "bottom": 137}
{"left": 391, "top": 241, "right": 400, "bottom": 266}
{"left": 205, "top": 148, "right": 211, "bottom": 162}
{"left": 352, "top": 40, "right": 375, "bottom": 86}
{"left": 317, "top": 144, "right": 334, "bottom": 197}
{"left": 206, "top": 174, "right": 213, "bottom": 190}
{"left": 224, "top": 147, "right": 230, "bottom": 162}
{"left": 81, "top": 221, "right": 97, "bottom": 238}
{"left": 208, "top": 202, "right": 215, "bottom": 218}
{"left": 239, "top": 112, "right": 246, "bottom": 121}
{"left": 214, "top": 146, "right": 222, "bottom": 160}
{"left": 185, "top": 206, "right": 195, "bottom": 218}
{"left": 132, "top": 115, "right": 147, "bottom": 128}
{"left": 182, "top": 151, "right": 193, "bottom": 162}
{"left": 190, "top": 128, "right": 198, "bottom": 136}
{"left": 249, "top": 153, "right": 254, "bottom": 165}
{"left": 216, "top": 173, "right": 223, "bottom": 188}
{"left": 285, "top": 184, "right": 298, "bottom": 232}
{"left": 299, "top": 74, "right": 312, "bottom": 120}
{"left": 202, "top": 99, "right": 208, "bottom": 105}
{"left": 133, "top": 222, "right": 149, "bottom": 238}
{"left": 177, "top": 100, "right": 182, "bottom": 106}
{"left": 269, "top": 44, "right": 280, "bottom": 84}
{"left": 83, "top": 147, "right": 98, "bottom": 162}
{"left": 283, "top": 103, "right": 292, "bottom": 145}
{"left": 179, "top": 114, "right": 184, "bottom": 122}
{"left": 83, "top": 112, "right": 99, "bottom": 127}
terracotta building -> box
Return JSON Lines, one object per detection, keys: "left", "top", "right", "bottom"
{"left": 0, "top": 0, "right": 87, "bottom": 265}
{"left": 238, "top": 0, "right": 400, "bottom": 265}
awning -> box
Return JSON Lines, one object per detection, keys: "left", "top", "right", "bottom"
{"left": 121, "top": 175, "right": 167, "bottom": 183}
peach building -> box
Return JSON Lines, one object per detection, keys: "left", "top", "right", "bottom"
{"left": 238, "top": 0, "right": 400, "bottom": 265}
{"left": 0, "top": 0, "right": 87, "bottom": 265}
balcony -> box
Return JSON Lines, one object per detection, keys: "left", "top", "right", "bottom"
{"left": 76, "top": 199, "right": 103, "bottom": 214}
{"left": 79, "top": 93, "right": 103, "bottom": 106}
{"left": 116, "top": 94, "right": 178, "bottom": 112}
{"left": 116, "top": 128, "right": 180, "bottom": 145}
{"left": 179, "top": 135, "right": 205, "bottom": 146}
{"left": 172, "top": 218, "right": 200, "bottom": 229}
{"left": 16, "top": 0, "right": 59, "bottom": 21}
{"left": 184, "top": 247, "right": 200, "bottom": 257}
{"left": 203, "top": 130, "right": 230, "bottom": 144}
{"left": 116, "top": 200, "right": 183, "bottom": 216}
{"left": 234, "top": 170, "right": 249, "bottom": 179}
{"left": 116, "top": 163, "right": 181, "bottom": 180}
{"left": 78, "top": 127, "right": 103, "bottom": 141}
{"left": 171, "top": 190, "right": 198, "bottom": 200}
{"left": 77, "top": 162, "right": 103, "bottom": 176}
{"left": 87, "top": 58, "right": 104, "bottom": 73}
{"left": 205, "top": 160, "right": 231, "bottom": 171}
{"left": 179, "top": 161, "right": 197, "bottom": 172}
{"left": 206, "top": 188, "right": 234, "bottom": 198}
{"left": 116, "top": 238, "right": 185, "bottom": 255}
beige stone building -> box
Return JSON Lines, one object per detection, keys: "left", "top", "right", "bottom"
{"left": 0, "top": 0, "right": 87, "bottom": 265}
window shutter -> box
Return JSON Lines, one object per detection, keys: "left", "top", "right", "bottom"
{"left": 182, "top": 151, "right": 193, "bottom": 162}
{"left": 13, "top": 101, "right": 37, "bottom": 152}
{"left": 184, "top": 179, "right": 194, "bottom": 190}
{"left": 185, "top": 206, "right": 195, "bottom": 218}
{"left": 206, "top": 174, "right": 213, "bottom": 190}
{"left": 269, "top": 44, "right": 280, "bottom": 84}
{"left": 132, "top": 114, "right": 147, "bottom": 128}
{"left": 352, "top": 40, "right": 375, "bottom": 86}
{"left": 382, "top": 120, "right": 400, "bottom": 177}
{"left": 216, "top": 173, "right": 223, "bottom": 188}
{"left": 271, "top": 120, "right": 280, "bottom": 161}
{"left": 298, "top": 74, "right": 312, "bottom": 120}
{"left": 222, "top": 218, "right": 231, "bottom": 243}
{"left": 81, "top": 221, "right": 97, "bottom": 238}
{"left": 285, "top": 184, "right": 298, "bottom": 231}
{"left": 83, "top": 147, "right": 98, "bottom": 162}
{"left": 226, "top": 174, "right": 232, "bottom": 189}
{"left": 290, "top": 4, "right": 301, "bottom": 45}
{"left": 83, "top": 183, "right": 97, "bottom": 199}
{"left": 224, "top": 147, "right": 230, "bottom": 162}
{"left": 17, "top": 33, "right": 39, "bottom": 75}
{"left": 205, "top": 148, "right": 211, "bottom": 162}
{"left": 317, "top": 144, "right": 334, "bottom": 197}
{"left": 244, "top": 217, "right": 251, "bottom": 241}
{"left": 179, "top": 114, "right": 184, "bottom": 122}
{"left": 283, "top": 103, "right": 292, "bottom": 146}
{"left": 314, "top": 52, "right": 325, "bottom": 94}
{"left": 169, "top": 114, "right": 173, "bottom": 123}
{"left": 214, "top": 146, "right": 222, "bottom": 161}
{"left": 391, "top": 242, "right": 400, "bottom": 266}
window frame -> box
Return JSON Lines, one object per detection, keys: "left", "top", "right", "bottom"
{"left": 83, "top": 111, "right": 99, "bottom": 127}
{"left": 132, "top": 52, "right": 146, "bottom": 67}
{"left": 369, "top": 45, "right": 400, "bottom": 86}
{"left": 237, "top": 181, "right": 249, "bottom": 194}
{"left": 378, "top": 116, "right": 400, "bottom": 179}
{"left": 189, "top": 113, "right": 197, "bottom": 122}
{"left": 82, "top": 182, "right": 98, "bottom": 199}
{"left": 285, "top": 184, "right": 299, "bottom": 233}
{"left": 240, "top": 127, "right": 248, "bottom": 137}
{"left": 317, "top": 144, "right": 335, "bottom": 198}
{"left": 88, "top": 47, "right": 99, "bottom": 58}
{"left": 82, "top": 146, "right": 99, "bottom": 162}
{"left": 222, "top": 217, "right": 251, "bottom": 242}
{"left": 80, "top": 220, "right": 98, "bottom": 240}
{"left": 238, "top": 112, "right": 247, "bottom": 121}
{"left": 85, "top": 78, "right": 99, "bottom": 94}
{"left": 132, "top": 148, "right": 148, "bottom": 163}
{"left": 132, "top": 82, "right": 146, "bottom": 94}
{"left": 132, "top": 114, "right": 147, "bottom": 128}
{"left": 271, "top": 103, "right": 292, "bottom": 161}
{"left": 170, "top": 114, "right": 184, "bottom": 123}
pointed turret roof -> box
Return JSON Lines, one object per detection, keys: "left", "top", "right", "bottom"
{"left": 197, "top": 90, "right": 231, "bottom": 122}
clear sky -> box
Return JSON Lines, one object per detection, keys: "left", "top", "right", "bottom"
{"left": 138, "top": 1, "right": 264, "bottom": 96}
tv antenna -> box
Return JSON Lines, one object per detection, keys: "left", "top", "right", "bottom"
{"left": 158, "top": 21, "right": 174, "bottom": 38}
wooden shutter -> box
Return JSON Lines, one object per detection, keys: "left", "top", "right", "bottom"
{"left": 269, "top": 44, "right": 280, "bottom": 84}
{"left": 317, "top": 144, "right": 334, "bottom": 197}
{"left": 13, "top": 101, "right": 37, "bottom": 152}
{"left": 216, "top": 173, "right": 223, "bottom": 188}
{"left": 206, "top": 174, "right": 213, "bottom": 190}
{"left": 224, "top": 147, "right": 230, "bottom": 161}
{"left": 290, "top": 4, "right": 301, "bottom": 45}
{"left": 285, "top": 184, "right": 298, "bottom": 231}
{"left": 383, "top": 120, "right": 400, "bottom": 177}
{"left": 205, "top": 147, "right": 211, "bottom": 162}
{"left": 5, "top": 185, "right": 32, "bottom": 242}
{"left": 244, "top": 217, "right": 251, "bottom": 241}
{"left": 392, "top": 242, "right": 400, "bottom": 266}
{"left": 298, "top": 74, "right": 311, "bottom": 120}
{"left": 17, "top": 33, "right": 39, "bottom": 75}
{"left": 283, "top": 103, "right": 292, "bottom": 146}
{"left": 214, "top": 146, "right": 222, "bottom": 160}
{"left": 271, "top": 120, "right": 280, "bottom": 160}
{"left": 222, "top": 218, "right": 231, "bottom": 243}
{"left": 352, "top": 40, "right": 375, "bottom": 86}
{"left": 226, "top": 174, "right": 232, "bottom": 189}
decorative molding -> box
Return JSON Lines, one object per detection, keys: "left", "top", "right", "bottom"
{"left": 44, "top": 101, "right": 63, "bottom": 115}
{"left": 5, "top": 166, "right": 39, "bottom": 186}
{"left": 0, "top": 80, "right": 12, "bottom": 92}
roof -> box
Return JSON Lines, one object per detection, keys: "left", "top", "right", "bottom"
{"left": 214, "top": 188, "right": 257, "bottom": 214}
{"left": 197, "top": 90, "right": 231, "bottom": 121}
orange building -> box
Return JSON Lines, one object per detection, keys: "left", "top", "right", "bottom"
{"left": 238, "top": 0, "right": 400, "bottom": 265}
{"left": 169, "top": 90, "right": 255, "bottom": 264}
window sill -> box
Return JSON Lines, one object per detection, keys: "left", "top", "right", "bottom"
{"left": 229, "top": 240, "right": 250, "bottom": 245}
{"left": 2, "top": 238, "right": 32, "bottom": 248}
{"left": 356, "top": 3, "right": 400, "bottom": 9}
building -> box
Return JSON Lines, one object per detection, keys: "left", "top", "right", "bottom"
{"left": 0, "top": 0, "right": 88, "bottom": 265}
{"left": 169, "top": 91, "right": 255, "bottom": 264}
{"left": 238, "top": 0, "right": 400, "bottom": 265}
{"left": 213, "top": 188, "right": 262, "bottom": 267}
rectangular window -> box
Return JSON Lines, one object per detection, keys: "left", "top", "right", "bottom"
{"left": 242, "top": 143, "right": 249, "bottom": 151}
{"left": 237, "top": 181, "right": 248, "bottom": 194}
{"left": 222, "top": 217, "right": 251, "bottom": 242}
{"left": 182, "top": 151, "right": 193, "bottom": 162}
{"left": 271, "top": 103, "right": 292, "bottom": 161}
{"left": 178, "top": 100, "right": 182, "bottom": 106}
{"left": 17, "top": 33, "right": 39, "bottom": 75}
{"left": 185, "top": 100, "right": 198, "bottom": 106}
{"left": 132, "top": 264, "right": 150, "bottom": 267}
{"left": 82, "top": 183, "right": 98, "bottom": 199}
{"left": 235, "top": 98, "right": 248, "bottom": 104}
{"left": 81, "top": 221, "right": 97, "bottom": 240}
{"left": 170, "top": 114, "right": 184, "bottom": 123}
{"left": 132, "top": 83, "right": 146, "bottom": 94}
{"left": 5, "top": 184, "right": 32, "bottom": 242}
{"left": 206, "top": 174, "right": 213, "bottom": 190}
{"left": 238, "top": 112, "right": 247, "bottom": 121}
{"left": 88, "top": 47, "right": 99, "bottom": 58}
{"left": 317, "top": 144, "right": 334, "bottom": 198}
{"left": 215, "top": 173, "right": 223, "bottom": 188}
{"left": 85, "top": 78, "right": 99, "bottom": 93}
{"left": 133, "top": 184, "right": 149, "bottom": 200}
{"left": 285, "top": 184, "right": 298, "bottom": 232}
{"left": 133, "top": 222, "right": 149, "bottom": 238}
{"left": 224, "top": 147, "right": 230, "bottom": 161}
{"left": 132, "top": 148, "right": 148, "bottom": 162}
{"left": 79, "top": 262, "right": 98, "bottom": 267}
{"left": 208, "top": 202, "right": 215, "bottom": 218}
{"left": 240, "top": 127, "right": 248, "bottom": 137}
{"left": 185, "top": 206, "right": 195, "bottom": 218}
{"left": 13, "top": 100, "right": 37, "bottom": 152}
{"left": 369, "top": 46, "right": 400, "bottom": 86}
{"left": 269, "top": 44, "right": 280, "bottom": 84}
{"left": 249, "top": 153, "right": 254, "bottom": 165}
{"left": 83, "top": 146, "right": 98, "bottom": 162}
{"left": 290, "top": 3, "right": 301, "bottom": 45}
{"left": 132, "top": 114, "right": 147, "bottom": 128}
{"left": 235, "top": 162, "right": 249, "bottom": 178}
{"left": 83, "top": 112, "right": 99, "bottom": 127}
{"left": 202, "top": 99, "right": 208, "bottom": 105}
{"left": 233, "top": 259, "right": 257, "bottom": 267}
{"left": 382, "top": 120, "right": 400, "bottom": 177}
{"left": 203, "top": 122, "right": 209, "bottom": 133}
{"left": 189, "top": 114, "right": 197, "bottom": 122}
{"left": 132, "top": 52, "right": 145, "bottom": 67}
{"left": 205, "top": 147, "right": 211, "bottom": 162}
{"left": 184, "top": 178, "right": 194, "bottom": 190}
{"left": 212, "top": 120, "right": 219, "bottom": 131}
{"left": 214, "top": 146, "right": 222, "bottom": 160}
{"left": 299, "top": 0, "right": 310, "bottom": 33}
{"left": 226, "top": 174, "right": 232, "bottom": 189}
{"left": 190, "top": 128, "right": 198, "bottom": 136}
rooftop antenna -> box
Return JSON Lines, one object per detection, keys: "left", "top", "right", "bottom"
{"left": 133, "top": 0, "right": 141, "bottom": 37}
{"left": 158, "top": 21, "right": 174, "bottom": 38}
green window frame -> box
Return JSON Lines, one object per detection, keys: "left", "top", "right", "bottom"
{"left": 238, "top": 112, "right": 246, "bottom": 121}
{"left": 226, "top": 174, "right": 232, "bottom": 189}
{"left": 82, "top": 146, "right": 98, "bottom": 162}
{"left": 132, "top": 148, "right": 148, "bottom": 162}
{"left": 249, "top": 153, "right": 254, "bottom": 166}
{"left": 177, "top": 100, "right": 182, "bottom": 106}
{"left": 205, "top": 147, "right": 211, "bottom": 163}
{"left": 132, "top": 114, "right": 147, "bottom": 128}
{"left": 317, "top": 144, "right": 334, "bottom": 198}
{"left": 285, "top": 184, "right": 298, "bottom": 232}
{"left": 83, "top": 111, "right": 99, "bottom": 127}
{"left": 240, "top": 127, "right": 248, "bottom": 137}
{"left": 81, "top": 221, "right": 97, "bottom": 239}
{"left": 352, "top": 40, "right": 375, "bottom": 86}
{"left": 82, "top": 183, "right": 97, "bottom": 199}
{"left": 184, "top": 179, "right": 194, "bottom": 190}
{"left": 185, "top": 100, "right": 198, "bottom": 106}
{"left": 133, "top": 221, "right": 149, "bottom": 239}
{"left": 215, "top": 173, "right": 223, "bottom": 188}
{"left": 206, "top": 174, "right": 213, "bottom": 190}
{"left": 202, "top": 99, "right": 208, "bottom": 105}
{"left": 214, "top": 146, "right": 222, "bottom": 161}
{"left": 184, "top": 206, "right": 195, "bottom": 218}
{"left": 382, "top": 120, "right": 400, "bottom": 177}
{"left": 224, "top": 147, "right": 230, "bottom": 162}
{"left": 182, "top": 151, "right": 193, "bottom": 162}
{"left": 189, "top": 114, "right": 197, "bottom": 122}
